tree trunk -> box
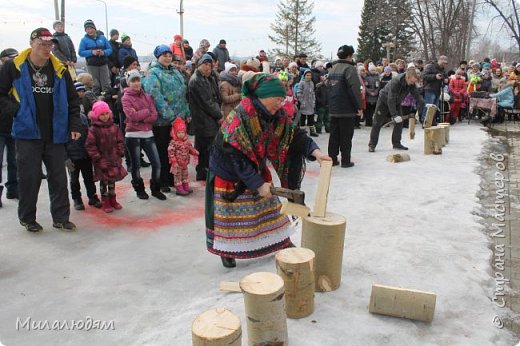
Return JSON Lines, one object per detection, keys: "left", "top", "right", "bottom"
{"left": 301, "top": 212, "right": 347, "bottom": 292}
{"left": 275, "top": 248, "right": 315, "bottom": 319}
{"left": 192, "top": 308, "right": 242, "bottom": 346}
{"left": 240, "top": 272, "right": 288, "bottom": 346}
{"left": 424, "top": 127, "right": 443, "bottom": 155}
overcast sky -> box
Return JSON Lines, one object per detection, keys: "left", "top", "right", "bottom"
{"left": 0, "top": 0, "right": 363, "bottom": 59}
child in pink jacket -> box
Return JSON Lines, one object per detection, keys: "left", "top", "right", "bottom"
{"left": 168, "top": 117, "right": 198, "bottom": 196}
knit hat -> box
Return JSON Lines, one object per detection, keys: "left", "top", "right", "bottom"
{"left": 384, "top": 66, "right": 392, "bottom": 72}
{"left": 288, "top": 62, "right": 298, "bottom": 69}
{"left": 84, "top": 19, "right": 96, "bottom": 30}
{"left": 125, "top": 70, "right": 141, "bottom": 82}
{"left": 153, "top": 44, "right": 172, "bottom": 58}
{"left": 74, "top": 82, "right": 86, "bottom": 92}
{"left": 174, "top": 34, "right": 182, "bottom": 41}
{"left": 224, "top": 62, "right": 237, "bottom": 73}
{"left": 0, "top": 48, "right": 18, "bottom": 59}
{"left": 246, "top": 57, "right": 261, "bottom": 70}
{"left": 368, "top": 64, "right": 377, "bottom": 72}
{"left": 219, "top": 39, "right": 227, "bottom": 45}
{"left": 407, "top": 62, "right": 416, "bottom": 69}
{"left": 171, "top": 117, "right": 187, "bottom": 139}
{"left": 89, "top": 101, "right": 112, "bottom": 121}
{"left": 199, "top": 53, "right": 213, "bottom": 65}
{"left": 53, "top": 20, "right": 63, "bottom": 29}
{"left": 199, "top": 39, "right": 210, "bottom": 49}
{"left": 207, "top": 52, "right": 217, "bottom": 62}
{"left": 303, "top": 69, "right": 312, "bottom": 77}
{"left": 242, "top": 73, "right": 286, "bottom": 99}
{"left": 482, "top": 62, "right": 491, "bottom": 68}
{"left": 456, "top": 69, "right": 465, "bottom": 75}
{"left": 276, "top": 70, "right": 289, "bottom": 81}
{"left": 314, "top": 60, "right": 324, "bottom": 68}
{"left": 120, "top": 33, "right": 130, "bottom": 43}
{"left": 122, "top": 55, "right": 137, "bottom": 70}
{"left": 109, "top": 29, "right": 119, "bottom": 37}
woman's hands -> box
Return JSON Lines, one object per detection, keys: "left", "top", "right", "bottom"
{"left": 257, "top": 182, "right": 272, "bottom": 198}
{"left": 311, "top": 149, "right": 332, "bottom": 165}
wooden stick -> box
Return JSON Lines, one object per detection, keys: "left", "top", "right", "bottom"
{"left": 369, "top": 284, "right": 436, "bottom": 322}
{"left": 312, "top": 160, "right": 333, "bottom": 218}
{"left": 409, "top": 117, "right": 416, "bottom": 140}
{"left": 219, "top": 281, "right": 241, "bottom": 293}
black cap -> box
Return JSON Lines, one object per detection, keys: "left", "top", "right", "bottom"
{"left": 30, "top": 28, "right": 58, "bottom": 43}
{"left": 207, "top": 51, "right": 217, "bottom": 62}
{"left": 299, "top": 53, "right": 308, "bottom": 58}
{"left": 0, "top": 48, "right": 19, "bottom": 59}
{"left": 337, "top": 45, "right": 354, "bottom": 59}
{"left": 122, "top": 55, "right": 137, "bottom": 70}
{"left": 219, "top": 39, "right": 226, "bottom": 45}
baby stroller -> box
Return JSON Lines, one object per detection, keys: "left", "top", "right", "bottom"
{"left": 439, "top": 91, "right": 451, "bottom": 123}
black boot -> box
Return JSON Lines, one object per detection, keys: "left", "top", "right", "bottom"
{"left": 150, "top": 180, "right": 167, "bottom": 200}
{"left": 132, "top": 179, "right": 149, "bottom": 199}
{"left": 0, "top": 185, "right": 3, "bottom": 208}
{"left": 73, "top": 198, "right": 85, "bottom": 210}
{"left": 221, "top": 256, "right": 236, "bottom": 268}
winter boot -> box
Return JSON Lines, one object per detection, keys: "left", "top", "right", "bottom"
{"left": 132, "top": 179, "right": 149, "bottom": 200}
{"left": 182, "top": 182, "right": 193, "bottom": 194}
{"left": 88, "top": 195, "right": 102, "bottom": 208}
{"left": 0, "top": 185, "right": 3, "bottom": 208}
{"left": 150, "top": 180, "right": 167, "bottom": 200}
{"left": 73, "top": 198, "right": 85, "bottom": 210}
{"left": 109, "top": 195, "right": 123, "bottom": 210}
{"left": 102, "top": 197, "right": 114, "bottom": 213}
{"left": 175, "top": 184, "right": 189, "bottom": 196}
{"left": 309, "top": 126, "right": 319, "bottom": 137}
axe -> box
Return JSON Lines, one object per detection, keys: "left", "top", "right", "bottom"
{"left": 382, "top": 114, "right": 415, "bottom": 128}
{"left": 270, "top": 186, "right": 305, "bottom": 205}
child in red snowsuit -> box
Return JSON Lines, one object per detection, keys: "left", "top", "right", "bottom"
{"left": 168, "top": 117, "right": 199, "bottom": 196}
{"left": 449, "top": 70, "right": 467, "bottom": 123}
{"left": 86, "top": 101, "right": 127, "bottom": 212}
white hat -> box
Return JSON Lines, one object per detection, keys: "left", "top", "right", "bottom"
{"left": 407, "top": 62, "right": 416, "bottom": 69}
{"left": 224, "top": 62, "right": 237, "bottom": 73}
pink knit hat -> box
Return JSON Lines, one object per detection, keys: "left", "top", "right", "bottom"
{"left": 89, "top": 101, "right": 112, "bottom": 121}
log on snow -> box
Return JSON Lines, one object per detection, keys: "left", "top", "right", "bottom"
{"left": 192, "top": 308, "right": 242, "bottom": 346}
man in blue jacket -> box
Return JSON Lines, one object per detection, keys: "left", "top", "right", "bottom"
{"left": 78, "top": 19, "right": 112, "bottom": 95}
{"left": 0, "top": 28, "right": 82, "bottom": 232}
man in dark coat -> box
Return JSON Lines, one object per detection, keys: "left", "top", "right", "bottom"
{"left": 420, "top": 55, "right": 448, "bottom": 123}
{"left": 368, "top": 68, "right": 425, "bottom": 152}
{"left": 52, "top": 20, "right": 77, "bottom": 69}
{"left": 188, "top": 54, "right": 222, "bottom": 181}
{"left": 327, "top": 45, "right": 362, "bottom": 168}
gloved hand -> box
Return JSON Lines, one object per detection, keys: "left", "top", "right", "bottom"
{"left": 65, "top": 159, "right": 75, "bottom": 172}
{"left": 393, "top": 115, "right": 403, "bottom": 124}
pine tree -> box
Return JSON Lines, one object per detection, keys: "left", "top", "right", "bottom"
{"left": 357, "top": 0, "right": 385, "bottom": 62}
{"left": 269, "top": 0, "right": 321, "bottom": 58}
{"left": 384, "top": 0, "right": 416, "bottom": 60}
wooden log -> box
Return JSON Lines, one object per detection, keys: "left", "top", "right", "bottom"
{"left": 438, "top": 122, "right": 450, "bottom": 144}
{"left": 386, "top": 153, "right": 411, "bottom": 163}
{"left": 424, "top": 127, "right": 443, "bottom": 155}
{"left": 437, "top": 126, "right": 446, "bottom": 147}
{"left": 192, "top": 308, "right": 242, "bottom": 346}
{"left": 280, "top": 201, "right": 310, "bottom": 218}
{"left": 424, "top": 104, "right": 436, "bottom": 128}
{"left": 219, "top": 281, "right": 241, "bottom": 293}
{"left": 409, "top": 117, "right": 416, "bottom": 140}
{"left": 301, "top": 212, "right": 346, "bottom": 292}
{"left": 239, "top": 272, "right": 287, "bottom": 345}
{"left": 275, "top": 248, "right": 316, "bottom": 319}
{"left": 313, "top": 160, "right": 333, "bottom": 218}
{"left": 368, "top": 284, "right": 436, "bottom": 322}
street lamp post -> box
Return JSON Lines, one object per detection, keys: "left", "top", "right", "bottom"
{"left": 94, "top": 0, "right": 108, "bottom": 35}
{"left": 177, "top": 0, "right": 184, "bottom": 38}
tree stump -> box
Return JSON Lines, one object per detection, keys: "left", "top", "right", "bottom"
{"left": 301, "top": 212, "right": 347, "bottom": 292}
{"left": 424, "top": 127, "right": 443, "bottom": 155}
{"left": 424, "top": 104, "right": 436, "bottom": 128}
{"left": 409, "top": 117, "right": 416, "bottom": 140}
{"left": 438, "top": 122, "right": 450, "bottom": 144}
{"left": 437, "top": 126, "right": 446, "bottom": 147}
{"left": 275, "top": 248, "right": 316, "bottom": 319}
{"left": 239, "top": 272, "right": 288, "bottom": 346}
{"left": 192, "top": 308, "right": 242, "bottom": 346}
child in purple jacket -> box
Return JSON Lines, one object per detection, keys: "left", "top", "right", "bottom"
{"left": 121, "top": 70, "right": 166, "bottom": 200}
{"left": 86, "top": 101, "right": 127, "bottom": 213}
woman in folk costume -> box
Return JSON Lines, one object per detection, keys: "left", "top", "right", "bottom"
{"left": 205, "top": 73, "right": 331, "bottom": 268}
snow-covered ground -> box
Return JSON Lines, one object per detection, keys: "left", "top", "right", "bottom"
{"left": 0, "top": 123, "right": 516, "bottom": 345}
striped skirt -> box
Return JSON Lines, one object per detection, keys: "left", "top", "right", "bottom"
{"left": 205, "top": 172, "right": 294, "bottom": 259}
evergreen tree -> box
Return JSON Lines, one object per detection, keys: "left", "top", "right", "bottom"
{"left": 357, "top": 0, "right": 385, "bottom": 62}
{"left": 384, "top": 0, "right": 416, "bottom": 60}
{"left": 269, "top": 0, "right": 321, "bottom": 58}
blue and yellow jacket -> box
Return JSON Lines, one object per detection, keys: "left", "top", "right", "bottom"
{"left": 0, "top": 48, "right": 81, "bottom": 143}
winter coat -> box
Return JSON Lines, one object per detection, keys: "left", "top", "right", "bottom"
{"left": 422, "top": 62, "right": 446, "bottom": 92}
{"left": 379, "top": 73, "right": 393, "bottom": 90}
{"left": 66, "top": 113, "right": 90, "bottom": 160}
{"left": 219, "top": 72, "right": 241, "bottom": 117}
{"left": 315, "top": 81, "right": 329, "bottom": 108}
{"left": 0, "top": 49, "right": 81, "bottom": 143}
{"left": 490, "top": 85, "right": 515, "bottom": 109}
{"left": 188, "top": 69, "right": 222, "bottom": 137}
{"left": 168, "top": 137, "right": 198, "bottom": 168}
{"left": 478, "top": 78, "right": 492, "bottom": 92}
{"left": 78, "top": 33, "right": 112, "bottom": 66}
{"left": 365, "top": 73, "right": 380, "bottom": 105}
{"left": 121, "top": 88, "right": 158, "bottom": 132}
{"left": 491, "top": 75, "right": 502, "bottom": 92}
{"left": 118, "top": 46, "right": 138, "bottom": 68}
{"left": 379, "top": 74, "right": 425, "bottom": 116}
{"left": 169, "top": 43, "right": 185, "bottom": 61}
{"left": 297, "top": 79, "right": 315, "bottom": 114}
{"left": 327, "top": 60, "right": 362, "bottom": 117}
{"left": 52, "top": 32, "right": 77, "bottom": 63}
{"left": 449, "top": 77, "right": 467, "bottom": 103}
{"left": 108, "top": 40, "right": 121, "bottom": 69}
{"left": 212, "top": 46, "right": 230, "bottom": 72}
{"left": 142, "top": 61, "right": 189, "bottom": 126}
{"left": 85, "top": 118, "right": 127, "bottom": 182}
{"left": 282, "top": 89, "right": 297, "bottom": 118}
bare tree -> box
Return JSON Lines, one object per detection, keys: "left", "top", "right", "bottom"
{"left": 483, "top": 0, "right": 520, "bottom": 54}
